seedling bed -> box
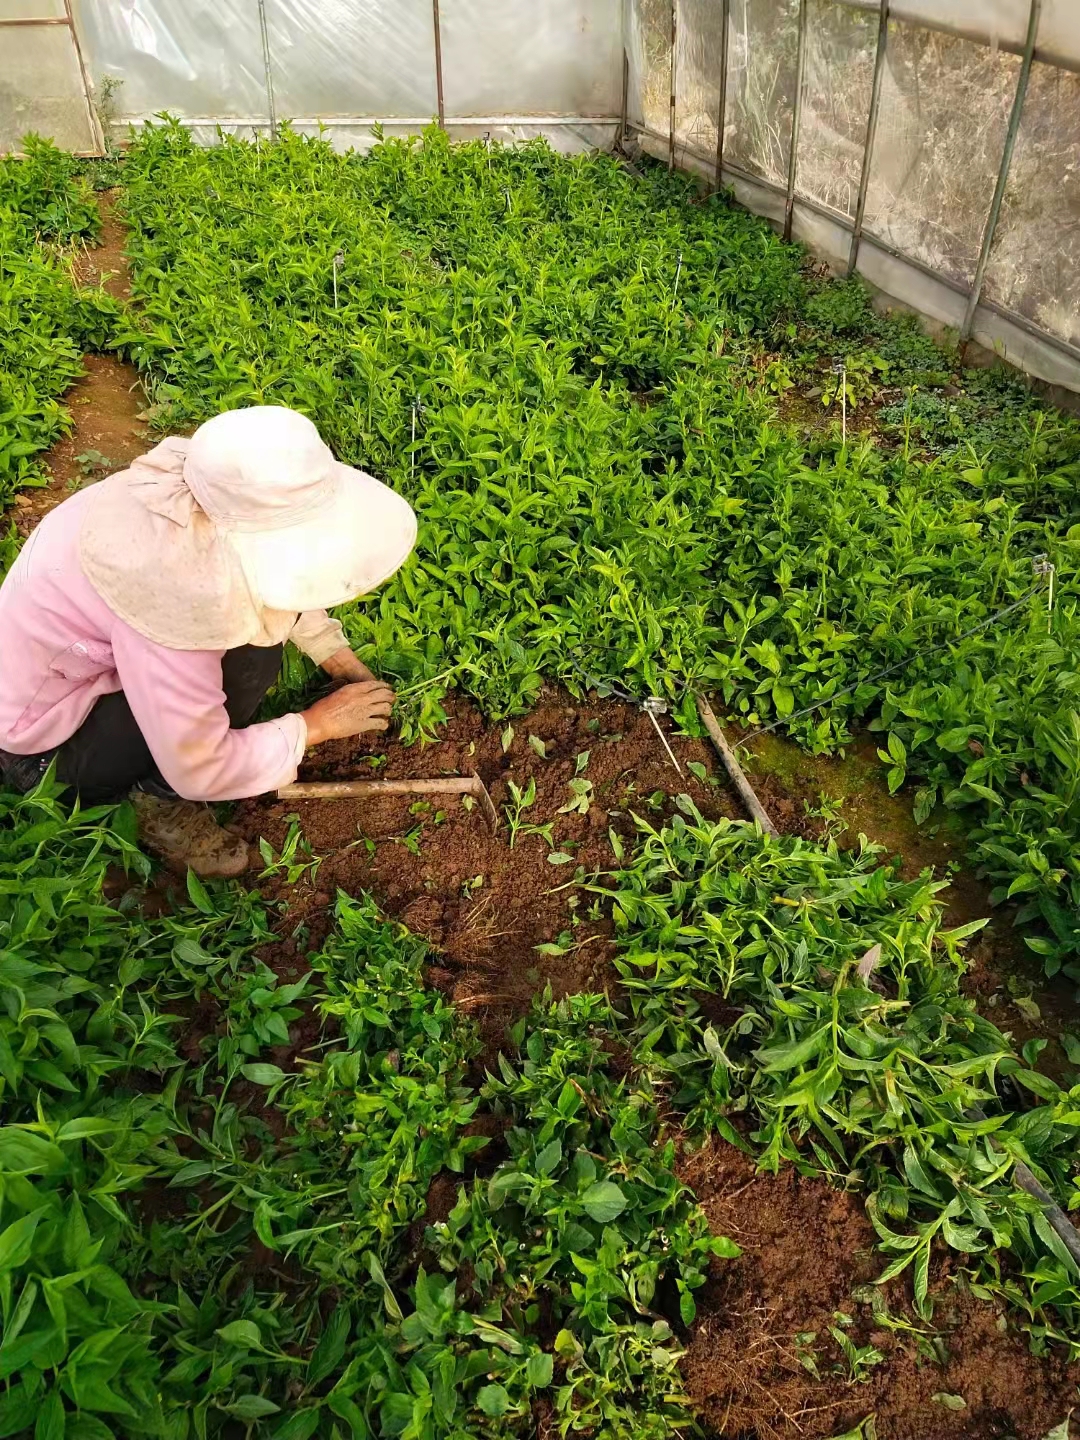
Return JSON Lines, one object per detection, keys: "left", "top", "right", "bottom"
{"left": 3, "top": 136, "right": 1080, "bottom": 1440}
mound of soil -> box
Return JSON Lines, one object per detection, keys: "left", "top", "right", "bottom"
{"left": 236, "top": 690, "right": 775, "bottom": 1055}
{"left": 681, "top": 1139, "right": 1079, "bottom": 1440}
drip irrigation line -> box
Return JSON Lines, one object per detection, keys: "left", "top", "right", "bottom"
{"left": 734, "top": 582, "right": 1044, "bottom": 748}
{"left": 572, "top": 571, "right": 1048, "bottom": 739}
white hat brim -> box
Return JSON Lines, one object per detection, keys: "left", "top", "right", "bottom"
{"left": 228, "top": 464, "right": 417, "bottom": 613}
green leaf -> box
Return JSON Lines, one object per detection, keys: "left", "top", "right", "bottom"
{"left": 0, "top": 1130, "right": 66, "bottom": 1175}
{"left": 526, "top": 1352, "right": 554, "bottom": 1388}
{"left": 755, "top": 1029, "right": 826, "bottom": 1073}
{"left": 34, "top": 1391, "right": 64, "bottom": 1440}
{"left": 64, "top": 1418, "right": 114, "bottom": 1440}
{"left": 535, "top": 1139, "right": 563, "bottom": 1176}
{"left": 216, "top": 1319, "right": 264, "bottom": 1349}
{"left": 222, "top": 1396, "right": 281, "bottom": 1420}
{"left": 271, "top": 1412, "right": 321, "bottom": 1440}
{"left": 307, "top": 1307, "right": 350, "bottom": 1386}
{"left": 581, "top": 1181, "right": 626, "bottom": 1223}
{"left": 0, "top": 1383, "right": 36, "bottom": 1440}
{"left": 0, "top": 1209, "right": 45, "bottom": 1272}
{"left": 477, "top": 1385, "right": 510, "bottom": 1418}
{"left": 185, "top": 869, "right": 214, "bottom": 913}
{"left": 241, "top": 1063, "right": 287, "bottom": 1086}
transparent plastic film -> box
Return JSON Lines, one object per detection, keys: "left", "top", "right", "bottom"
{"left": 73, "top": 0, "right": 268, "bottom": 121}
{"left": 0, "top": 24, "right": 96, "bottom": 152}
{"left": 862, "top": 18, "right": 1019, "bottom": 287}
{"left": 725, "top": 0, "right": 799, "bottom": 187}
{"left": 440, "top": 0, "right": 621, "bottom": 118}
{"left": 627, "top": 0, "right": 671, "bottom": 135}
{"left": 264, "top": 0, "right": 437, "bottom": 120}
{"left": 796, "top": 0, "right": 877, "bottom": 218}
{"left": 983, "top": 60, "right": 1080, "bottom": 349}
{"left": 673, "top": 0, "right": 723, "bottom": 165}
{"left": 0, "top": 0, "right": 65, "bottom": 17}
{"left": 887, "top": 0, "right": 1080, "bottom": 67}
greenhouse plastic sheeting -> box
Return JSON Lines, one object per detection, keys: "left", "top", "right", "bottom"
{"left": 886, "top": 0, "right": 1080, "bottom": 67}
{"left": 74, "top": 0, "right": 618, "bottom": 126}
{"left": 74, "top": 0, "right": 436, "bottom": 121}
{"left": 626, "top": 0, "right": 669, "bottom": 133}
{"left": 724, "top": 0, "right": 799, "bottom": 188}
{"left": 0, "top": 23, "right": 96, "bottom": 153}
{"left": 264, "top": 0, "right": 436, "bottom": 119}
{"left": 440, "top": 0, "right": 621, "bottom": 117}
{"left": 0, "top": 0, "right": 64, "bottom": 17}
{"left": 983, "top": 61, "right": 1080, "bottom": 349}
{"left": 673, "top": 0, "right": 722, "bottom": 166}
{"left": 796, "top": 0, "right": 877, "bottom": 219}
{"left": 73, "top": 0, "right": 268, "bottom": 119}
{"left": 861, "top": 19, "right": 1020, "bottom": 287}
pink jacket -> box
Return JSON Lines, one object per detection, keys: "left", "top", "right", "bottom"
{"left": 0, "top": 486, "right": 345, "bottom": 801}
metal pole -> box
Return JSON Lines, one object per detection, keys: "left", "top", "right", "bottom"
{"left": 620, "top": 47, "right": 629, "bottom": 145}
{"left": 432, "top": 0, "right": 446, "bottom": 127}
{"left": 847, "top": 0, "right": 889, "bottom": 277}
{"left": 64, "top": 0, "right": 105, "bottom": 155}
{"left": 668, "top": 0, "right": 678, "bottom": 169}
{"left": 960, "top": 0, "right": 1040, "bottom": 344}
{"left": 256, "top": 0, "right": 278, "bottom": 141}
{"left": 783, "top": 0, "right": 810, "bottom": 241}
{"left": 714, "top": 0, "right": 731, "bottom": 190}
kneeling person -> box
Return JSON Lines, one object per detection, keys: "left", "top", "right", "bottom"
{"left": 0, "top": 405, "right": 416, "bottom": 875}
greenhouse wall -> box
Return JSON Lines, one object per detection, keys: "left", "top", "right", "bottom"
{"left": 627, "top": 0, "right": 1080, "bottom": 394}
{"left": 1, "top": 0, "right": 1077, "bottom": 393}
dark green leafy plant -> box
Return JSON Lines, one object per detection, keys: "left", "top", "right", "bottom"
{"left": 111, "top": 120, "right": 1080, "bottom": 967}
{"left": 0, "top": 136, "right": 121, "bottom": 511}
{"left": 605, "top": 805, "right": 1080, "bottom": 1352}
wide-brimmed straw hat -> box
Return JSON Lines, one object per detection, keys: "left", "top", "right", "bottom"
{"left": 80, "top": 406, "right": 417, "bottom": 650}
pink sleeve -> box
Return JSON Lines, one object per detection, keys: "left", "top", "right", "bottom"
{"left": 111, "top": 623, "right": 307, "bottom": 802}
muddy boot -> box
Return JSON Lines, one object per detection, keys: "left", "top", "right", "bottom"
{"left": 131, "top": 791, "right": 250, "bottom": 878}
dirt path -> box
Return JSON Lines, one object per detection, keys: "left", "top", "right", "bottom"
{"left": 14, "top": 192, "right": 147, "bottom": 536}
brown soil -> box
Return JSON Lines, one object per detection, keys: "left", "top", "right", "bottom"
{"left": 71, "top": 190, "right": 132, "bottom": 300}
{"left": 681, "top": 1139, "right": 1080, "bottom": 1440}
{"left": 234, "top": 690, "right": 758, "bottom": 1057}
{"left": 16, "top": 192, "right": 148, "bottom": 535}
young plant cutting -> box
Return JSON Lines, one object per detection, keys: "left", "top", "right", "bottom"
{"left": 0, "top": 128, "right": 1079, "bottom": 1440}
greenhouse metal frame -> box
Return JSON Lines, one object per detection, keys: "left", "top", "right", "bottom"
{"left": 2, "top": 0, "right": 1078, "bottom": 392}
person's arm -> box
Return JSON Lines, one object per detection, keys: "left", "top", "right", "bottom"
{"left": 112, "top": 623, "right": 396, "bottom": 801}
{"left": 112, "top": 624, "right": 307, "bottom": 802}
{"left": 289, "top": 611, "right": 375, "bottom": 683}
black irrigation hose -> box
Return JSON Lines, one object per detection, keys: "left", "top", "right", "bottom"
{"left": 575, "top": 577, "right": 1047, "bottom": 749}
{"left": 736, "top": 582, "right": 1045, "bottom": 748}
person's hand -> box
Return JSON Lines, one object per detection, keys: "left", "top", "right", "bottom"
{"left": 300, "top": 680, "right": 395, "bottom": 747}
{"left": 321, "top": 645, "right": 376, "bottom": 685}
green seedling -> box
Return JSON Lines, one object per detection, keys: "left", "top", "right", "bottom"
{"left": 257, "top": 814, "right": 321, "bottom": 884}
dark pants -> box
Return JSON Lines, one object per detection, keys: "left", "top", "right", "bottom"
{"left": 0, "top": 643, "right": 283, "bottom": 806}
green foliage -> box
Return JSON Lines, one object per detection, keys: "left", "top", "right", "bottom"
{"left": 426, "top": 991, "right": 736, "bottom": 1438}
{"left": 0, "top": 136, "right": 121, "bottom": 510}
{"left": 0, "top": 775, "right": 178, "bottom": 1435}
{"left": 110, "top": 120, "right": 1080, "bottom": 967}
{"left": 606, "top": 806, "right": 1080, "bottom": 1352}
{"left": 114, "top": 119, "right": 804, "bottom": 732}
{"left": 0, "top": 772, "right": 739, "bottom": 1438}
